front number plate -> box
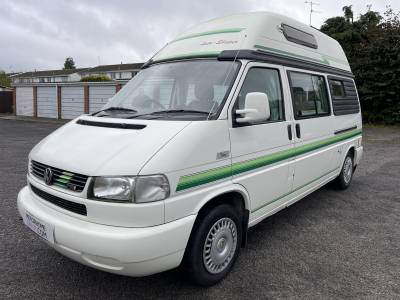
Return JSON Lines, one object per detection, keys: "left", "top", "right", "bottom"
{"left": 24, "top": 212, "right": 54, "bottom": 244}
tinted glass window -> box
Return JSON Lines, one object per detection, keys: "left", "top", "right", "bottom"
{"left": 289, "top": 72, "right": 330, "bottom": 119}
{"left": 330, "top": 80, "right": 346, "bottom": 97}
{"left": 103, "top": 60, "right": 239, "bottom": 120}
{"left": 238, "top": 68, "right": 284, "bottom": 122}
{"left": 282, "top": 24, "right": 318, "bottom": 49}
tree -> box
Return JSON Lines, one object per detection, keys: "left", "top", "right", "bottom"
{"left": 63, "top": 57, "right": 76, "bottom": 70}
{"left": 0, "top": 70, "right": 11, "bottom": 87}
{"left": 321, "top": 7, "right": 400, "bottom": 123}
{"left": 342, "top": 5, "right": 354, "bottom": 23}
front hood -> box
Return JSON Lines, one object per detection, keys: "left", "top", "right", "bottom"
{"left": 30, "top": 116, "right": 191, "bottom": 176}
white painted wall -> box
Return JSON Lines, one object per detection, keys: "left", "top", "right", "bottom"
{"left": 61, "top": 86, "right": 84, "bottom": 119}
{"left": 89, "top": 85, "right": 116, "bottom": 113}
{"left": 37, "top": 86, "right": 58, "bottom": 118}
{"left": 16, "top": 87, "right": 33, "bottom": 116}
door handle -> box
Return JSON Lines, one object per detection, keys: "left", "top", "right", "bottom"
{"left": 295, "top": 123, "right": 301, "bottom": 139}
{"left": 287, "top": 125, "right": 292, "bottom": 140}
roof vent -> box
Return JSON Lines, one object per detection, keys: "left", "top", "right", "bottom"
{"left": 281, "top": 24, "right": 318, "bottom": 49}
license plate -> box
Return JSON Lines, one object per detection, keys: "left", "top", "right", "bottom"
{"left": 24, "top": 212, "right": 54, "bottom": 244}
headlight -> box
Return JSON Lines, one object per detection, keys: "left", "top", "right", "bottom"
{"left": 93, "top": 177, "right": 135, "bottom": 202}
{"left": 92, "top": 175, "right": 170, "bottom": 203}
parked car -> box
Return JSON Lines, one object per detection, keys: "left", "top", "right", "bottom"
{"left": 17, "top": 12, "right": 362, "bottom": 286}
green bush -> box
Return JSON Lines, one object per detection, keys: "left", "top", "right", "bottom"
{"left": 0, "top": 71, "right": 11, "bottom": 87}
{"left": 321, "top": 7, "right": 400, "bottom": 124}
{"left": 80, "top": 75, "right": 112, "bottom": 82}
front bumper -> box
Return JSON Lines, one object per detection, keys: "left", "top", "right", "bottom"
{"left": 17, "top": 186, "right": 196, "bottom": 277}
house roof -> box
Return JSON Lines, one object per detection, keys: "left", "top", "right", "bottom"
{"left": 83, "top": 63, "right": 143, "bottom": 73}
{"left": 6, "top": 72, "right": 23, "bottom": 77}
{"left": 14, "top": 68, "right": 88, "bottom": 78}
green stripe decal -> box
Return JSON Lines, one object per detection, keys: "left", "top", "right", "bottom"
{"left": 154, "top": 51, "right": 221, "bottom": 62}
{"left": 172, "top": 28, "right": 245, "bottom": 42}
{"left": 55, "top": 178, "right": 69, "bottom": 184}
{"left": 251, "top": 167, "right": 340, "bottom": 213}
{"left": 254, "top": 44, "right": 350, "bottom": 67}
{"left": 176, "top": 129, "right": 361, "bottom": 192}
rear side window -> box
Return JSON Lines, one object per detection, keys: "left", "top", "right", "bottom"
{"left": 328, "top": 76, "right": 360, "bottom": 115}
{"left": 237, "top": 67, "right": 284, "bottom": 123}
{"left": 281, "top": 24, "right": 318, "bottom": 49}
{"left": 288, "top": 71, "right": 330, "bottom": 119}
{"left": 330, "top": 80, "right": 346, "bottom": 97}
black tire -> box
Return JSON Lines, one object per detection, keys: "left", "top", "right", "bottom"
{"left": 182, "top": 204, "right": 242, "bottom": 286}
{"left": 334, "top": 151, "right": 354, "bottom": 190}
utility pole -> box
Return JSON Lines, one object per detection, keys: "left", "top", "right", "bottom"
{"left": 305, "top": 1, "right": 320, "bottom": 26}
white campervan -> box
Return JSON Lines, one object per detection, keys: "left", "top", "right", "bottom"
{"left": 17, "top": 12, "right": 363, "bottom": 286}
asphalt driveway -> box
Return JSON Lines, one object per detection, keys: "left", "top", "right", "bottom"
{"left": 0, "top": 119, "right": 399, "bottom": 299}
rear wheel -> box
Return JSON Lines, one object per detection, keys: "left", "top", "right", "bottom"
{"left": 183, "top": 204, "right": 242, "bottom": 286}
{"left": 334, "top": 152, "right": 354, "bottom": 189}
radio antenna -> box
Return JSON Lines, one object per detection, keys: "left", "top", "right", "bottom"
{"left": 305, "top": 1, "right": 320, "bottom": 26}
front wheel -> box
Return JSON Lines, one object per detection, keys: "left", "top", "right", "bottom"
{"left": 334, "top": 152, "right": 354, "bottom": 189}
{"left": 183, "top": 204, "right": 242, "bottom": 286}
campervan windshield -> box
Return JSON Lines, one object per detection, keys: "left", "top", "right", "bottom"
{"left": 97, "top": 60, "right": 240, "bottom": 120}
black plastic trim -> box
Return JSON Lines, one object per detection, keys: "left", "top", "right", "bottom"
{"left": 334, "top": 126, "right": 357, "bottom": 135}
{"left": 77, "top": 119, "right": 146, "bottom": 129}
{"left": 218, "top": 50, "right": 354, "bottom": 78}
{"left": 30, "top": 184, "right": 87, "bottom": 216}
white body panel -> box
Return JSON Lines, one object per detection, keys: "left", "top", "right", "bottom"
{"left": 154, "top": 12, "right": 350, "bottom": 72}
{"left": 17, "top": 12, "right": 363, "bottom": 278}
{"left": 16, "top": 87, "right": 33, "bottom": 116}
{"left": 37, "top": 86, "right": 58, "bottom": 118}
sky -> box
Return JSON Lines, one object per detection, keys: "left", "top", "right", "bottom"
{"left": 0, "top": 0, "right": 397, "bottom": 72}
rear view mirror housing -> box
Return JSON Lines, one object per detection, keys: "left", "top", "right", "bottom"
{"left": 236, "top": 92, "right": 270, "bottom": 123}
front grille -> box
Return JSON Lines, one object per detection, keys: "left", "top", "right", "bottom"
{"left": 30, "top": 184, "right": 87, "bottom": 216}
{"left": 30, "top": 160, "right": 88, "bottom": 192}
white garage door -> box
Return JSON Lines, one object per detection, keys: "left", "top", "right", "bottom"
{"left": 61, "top": 86, "right": 84, "bottom": 119}
{"left": 89, "top": 86, "right": 116, "bottom": 114}
{"left": 37, "top": 87, "right": 57, "bottom": 118}
{"left": 16, "top": 87, "right": 33, "bottom": 116}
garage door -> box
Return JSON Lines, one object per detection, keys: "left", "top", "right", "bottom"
{"left": 37, "top": 86, "right": 57, "bottom": 118}
{"left": 16, "top": 87, "right": 33, "bottom": 116}
{"left": 61, "top": 86, "right": 84, "bottom": 119}
{"left": 89, "top": 86, "right": 116, "bottom": 114}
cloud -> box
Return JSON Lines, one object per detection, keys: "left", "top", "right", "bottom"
{"left": 0, "top": 0, "right": 397, "bottom": 72}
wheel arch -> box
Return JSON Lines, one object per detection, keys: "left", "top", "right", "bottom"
{"left": 192, "top": 184, "right": 251, "bottom": 248}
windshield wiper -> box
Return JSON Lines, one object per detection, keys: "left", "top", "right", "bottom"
{"left": 127, "top": 109, "right": 210, "bottom": 119}
{"left": 149, "top": 109, "right": 210, "bottom": 115}
{"left": 93, "top": 107, "right": 138, "bottom": 115}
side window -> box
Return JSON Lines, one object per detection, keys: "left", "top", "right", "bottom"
{"left": 237, "top": 68, "right": 284, "bottom": 123}
{"left": 328, "top": 76, "right": 360, "bottom": 115}
{"left": 330, "top": 80, "right": 346, "bottom": 97}
{"left": 289, "top": 71, "right": 330, "bottom": 119}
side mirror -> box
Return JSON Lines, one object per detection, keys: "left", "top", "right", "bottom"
{"left": 236, "top": 92, "right": 270, "bottom": 123}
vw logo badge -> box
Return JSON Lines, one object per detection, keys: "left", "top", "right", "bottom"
{"left": 44, "top": 168, "right": 53, "bottom": 185}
